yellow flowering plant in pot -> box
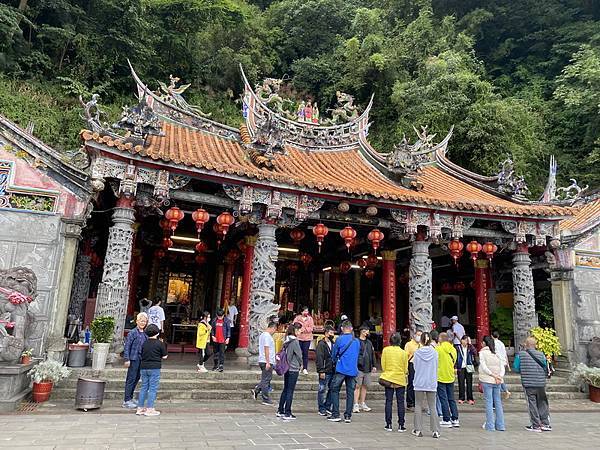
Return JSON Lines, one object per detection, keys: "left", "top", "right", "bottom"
{"left": 530, "top": 327, "right": 561, "bottom": 359}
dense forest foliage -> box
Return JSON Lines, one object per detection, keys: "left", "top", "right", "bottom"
{"left": 1, "top": 0, "right": 599, "bottom": 195}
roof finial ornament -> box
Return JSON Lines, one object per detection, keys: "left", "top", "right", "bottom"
{"left": 556, "top": 179, "right": 589, "bottom": 204}
{"left": 158, "top": 75, "right": 210, "bottom": 117}
{"left": 323, "top": 91, "right": 359, "bottom": 125}
{"left": 539, "top": 155, "right": 588, "bottom": 205}
{"left": 243, "top": 115, "right": 287, "bottom": 168}
{"left": 497, "top": 157, "right": 530, "bottom": 200}
{"left": 79, "top": 93, "right": 108, "bottom": 132}
{"left": 112, "top": 94, "right": 165, "bottom": 144}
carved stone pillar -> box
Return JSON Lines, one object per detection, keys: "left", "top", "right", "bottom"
{"left": 68, "top": 252, "right": 92, "bottom": 321}
{"left": 409, "top": 239, "right": 432, "bottom": 333}
{"left": 47, "top": 218, "right": 84, "bottom": 360}
{"left": 329, "top": 268, "right": 341, "bottom": 318}
{"left": 95, "top": 196, "right": 136, "bottom": 348}
{"left": 248, "top": 223, "right": 279, "bottom": 355}
{"left": 512, "top": 244, "right": 537, "bottom": 350}
{"left": 353, "top": 269, "right": 361, "bottom": 326}
{"left": 475, "top": 259, "right": 491, "bottom": 346}
{"left": 236, "top": 235, "right": 257, "bottom": 356}
{"left": 382, "top": 250, "right": 397, "bottom": 346}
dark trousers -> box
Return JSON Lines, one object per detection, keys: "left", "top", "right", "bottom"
{"left": 212, "top": 342, "right": 226, "bottom": 368}
{"left": 457, "top": 368, "right": 474, "bottom": 401}
{"left": 123, "top": 358, "right": 141, "bottom": 402}
{"left": 197, "top": 348, "right": 210, "bottom": 365}
{"left": 524, "top": 387, "right": 550, "bottom": 428}
{"left": 299, "top": 340, "right": 310, "bottom": 370}
{"left": 406, "top": 362, "right": 415, "bottom": 407}
{"left": 385, "top": 386, "right": 406, "bottom": 427}
{"left": 278, "top": 370, "right": 299, "bottom": 416}
{"left": 437, "top": 381, "right": 459, "bottom": 422}
{"left": 317, "top": 373, "right": 333, "bottom": 413}
{"left": 330, "top": 373, "right": 357, "bottom": 419}
{"left": 256, "top": 363, "right": 273, "bottom": 401}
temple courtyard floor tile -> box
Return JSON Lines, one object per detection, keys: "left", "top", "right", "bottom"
{"left": 1, "top": 399, "right": 600, "bottom": 449}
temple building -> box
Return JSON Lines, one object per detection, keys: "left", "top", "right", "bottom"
{"left": 0, "top": 64, "right": 597, "bottom": 370}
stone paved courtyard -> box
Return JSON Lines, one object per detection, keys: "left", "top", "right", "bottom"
{"left": 2, "top": 399, "right": 600, "bottom": 449}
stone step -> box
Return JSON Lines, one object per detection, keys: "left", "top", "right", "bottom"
{"left": 50, "top": 387, "right": 588, "bottom": 401}
{"left": 56, "top": 378, "right": 580, "bottom": 392}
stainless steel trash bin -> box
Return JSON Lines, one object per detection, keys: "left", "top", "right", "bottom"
{"left": 68, "top": 343, "right": 89, "bottom": 367}
{"left": 75, "top": 377, "right": 106, "bottom": 410}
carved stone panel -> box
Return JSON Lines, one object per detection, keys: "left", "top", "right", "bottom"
{"left": 409, "top": 240, "right": 433, "bottom": 333}
{"left": 512, "top": 250, "right": 537, "bottom": 349}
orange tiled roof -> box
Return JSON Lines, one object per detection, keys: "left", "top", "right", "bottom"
{"left": 560, "top": 198, "right": 600, "bottom": 233}
{"left": 81, "top": 123, "right": 570, "bottom": 217}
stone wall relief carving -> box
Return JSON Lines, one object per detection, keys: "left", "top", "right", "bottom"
{"left": 501, "top": 220, "right": 557, "bottom": 245}
{"left": 409, "top": 240, "right": 433, "bottom": 333}
{"left": 512, "top": 250, "right": 537, "bottom": 349}
{"left": 391, "top": 209, "right": 474, "bottom": 240}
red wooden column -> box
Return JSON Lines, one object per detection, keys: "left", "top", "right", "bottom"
{"left": 475, "top": 258, "right": 491, "bottom": 346}
{"left": 236, "top": 235, "right": 256, "bottom": 353}
{"left": 220, "top": 250, "right": 240, "bottom": 308}
{"left": 382, "top": 250, "right": 397, "bottom": 346}
{"left": 330, "top": 268, "right": 341, "bottom": 318}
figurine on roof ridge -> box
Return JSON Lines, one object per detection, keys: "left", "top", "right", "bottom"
{"left": 158, "top": 75, "right": 211, "bottom": 118}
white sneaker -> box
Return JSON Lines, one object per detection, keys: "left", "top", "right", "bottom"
{"left": 302, "top": 369, "right": 308, "bottom": 375}
{"left": 197, "top": 364, "right": 208, "bottom": 373}
{"left": 353, "top": 403, "right": 360, "bottom": 413}
{"left": 451, "top": 420, "right": 460, "bottom": 428}
{"left": 360, "top": 402, "right": 372, "bottom": 412}
{"left": 439, "top": 421, "right": 452, "bottom": 428}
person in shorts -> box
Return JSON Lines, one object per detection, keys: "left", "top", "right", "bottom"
{"left": 353, "top": 325, "right": 376, "bottom": 413}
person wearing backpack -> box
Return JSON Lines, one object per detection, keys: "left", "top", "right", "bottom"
{"left": 328, "top": 320, "right": 360, "bottom": 423}
{"left": 316, "top": 325, "right": 335, "bottom": 416}
{"left": 276, "top": 323, "right": 303, "bottom": 420}
{"left": 514, "top": 336, "right": 552, "bottom": 432}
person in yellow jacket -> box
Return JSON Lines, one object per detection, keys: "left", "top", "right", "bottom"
{"left": 436, "top": 332, "right": 459, "bottom": 428}
{"left": 196, "top": 311, "right": 212, "bottom": 373}
{"left": 379, "top": 332, "right": 409, "bottom": 432}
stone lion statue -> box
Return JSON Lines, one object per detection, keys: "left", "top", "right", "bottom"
{"left": 589, "top": 337, "right": 600, "bottom": 368}
{"left": 0, "top": 267, "right": 38, "bottom": 363}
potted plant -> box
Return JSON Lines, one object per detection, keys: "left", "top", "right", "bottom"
{"left": 28, "top": 359, "right": 71, "bottom": 402}
{"left": 570, "top": 364, "right": 600, "bottom": 403}
{"left": 21, "top": 348, "right": 33, "bottom": 365}
{"left": 90, "top": 316, "right": 115, "bottom": 370}
{"left": 530, "top": 326, "right": 562, "bottom": 359}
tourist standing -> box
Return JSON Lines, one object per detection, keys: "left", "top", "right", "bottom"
{"left": 195, "top": 311, "right": 211, "bottom": 373}
{"left": 210, "top": 308, "right": 231, "bottom": 372}
{"left": 379, "top": 332, "right": 408, "bottom": 432}
{"left": 404, "top": 329, "right": 422, "bottom": 410}
{"left": 277, "top": 323, "right": 303, "bottom": 420}
{"left": 123, "top": 312, "right": 148, "bottom": 409}
{"left": 493, "top": 331, "right": 512, "bottom": 399}
{"left": 293, "top": 306, "right": 314, "bottom": 374}
{"left": 139, "top": 298, "right": 151, "bottom": 314}
{"left": 148, "top": 298, "right": 165, "bottom": 332}
{"left": 479, "top": 335, "right": 505, "bottom": 431}
{"left": 136, "top": 324, "right": 168, "bottom": 416}
{"left": 328, "top": 320, "right": 360, "bottom": 423}
{"left": 353, "top": 325, "right": 376, "bottom": 413}
{"left": 450, "top": 316, "right": 465, "bottom": 348}
{"left": 253, "top": 321, "right": 277, "bottom": 405}
{"left": 436, "top": 332, "right": 459, "bottom": 428}
{"left": 316, "top": 325, "right": 335, "bottom": 416}
{"left": 456, "top": 335, "right": 477, "bottom": 404}
{"left": 412, "top": 332, "right": 440, "bottom": 439}
{"left": 514, "top": 337, "right": 552, "bottom": 432}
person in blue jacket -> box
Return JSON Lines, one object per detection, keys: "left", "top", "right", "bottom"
{"left": 327, "top": 320, "right": 360, "bottom": 423}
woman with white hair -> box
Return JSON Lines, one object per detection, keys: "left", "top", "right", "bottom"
{"left": 122, "top": 312, "right": 148, "bottom": 409}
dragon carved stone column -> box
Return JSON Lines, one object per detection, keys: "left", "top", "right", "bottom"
{"left": 512, "top": 244, "right": 538, "bottom": 350}
{"left": 248, "top": 223, "right": 279, "bottom": 356}
{"left": 94, "top": 196, "right": 136, "bottom": 352}
{"left": 409, "top": 239, "right": 433, "bottom": 333}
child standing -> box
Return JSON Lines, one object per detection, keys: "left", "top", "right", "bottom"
{"left": 137, "top": 324, "right": 167, "bottom": 416}
{"left": 196, "top": 311, "right": 211, "bottom": 373}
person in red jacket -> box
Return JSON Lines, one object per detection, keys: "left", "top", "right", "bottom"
{"left": 210, "top": 308, "right": 231, "bottom": 372}
{"left": 293, "top": 306, "right": 314, "bottom": 374}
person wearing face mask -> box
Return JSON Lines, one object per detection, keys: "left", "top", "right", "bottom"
{"left": 123, "top": 312, "right": 148, "bottom": 409}
{"left": 316, "top": 325, "right": 336, "bottom": 416}
{"left": 293, "top": 306, "right": 314, "bottom": 375}
{"left": 195, "top": 311, "right": 212, "bottom": 373}
{"left": 404, "top": 329, "right": 423, "bottom": 411}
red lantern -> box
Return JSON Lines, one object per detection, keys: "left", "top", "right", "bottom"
{"left": 364, "top": 269, "right": 375, "bottom": 280}
{"left": 300, "top": 253, "right": 312, "bottom": 267}
{"left": 195, "top": 254, "right": 207, "bottom": 265}
{"left": 165, "top": 207, "right": 185, "bottom": 233}
{"left": 339, "top": 226, "right": 357, "bottom": 252}
{"left": 339, "top": 261, "right": 352, "bottom": 274}
{"left": 216, "top": 211, "right": 235, "bottom": 237}
{"left": 366, "top": 254, "right": 379, "bottom": 268}
{"left": 155, "top": 248, "right": 166, "bottom": 259}
{"left": 448, "top": 239, "right": 464, "bottom": 266}
{"left": 466, "top": 240, "right": 482, "bottom": 264}
{"left": 195, "top": 241, "right": 208, "bottom": 254}
{"left": 290, "top": 228, "right": 305, "bottom": 244}
{"left": 441, "top": 282, "right": 452, "bottom": 294}
{"left": 159, "top": 218, "right": 170, "bottom": 232}
{"left": 367, "top": 228, "right": 384, "bottom": 252}
{"left": 288, "top": 262, "right": 299, "bottom": 274}
{"left": 192, "top": 208, "right": 210, "bottom": 234}
{"left": 312, "top": 223, "right": 329, "bottom": 253}
{"left": 482, "top": 241, "right": 498, "bottom": 261}
{"left": 453, "top": 281, "right": 466, "bottom": 292}
{"left": 355, "top": 258, "right": 367, "bottom": 269}
{"left": 161, "top": 237, "right": 173, "bottom": 249}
